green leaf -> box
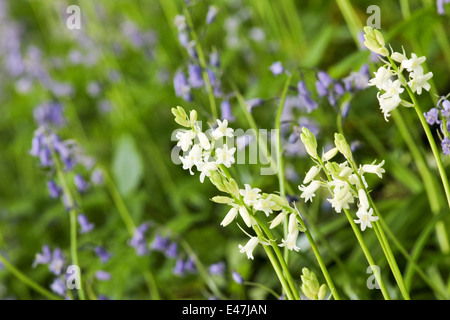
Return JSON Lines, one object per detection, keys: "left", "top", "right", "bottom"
{"left": 112, "top": 134, "right": 144, "bottom": 196}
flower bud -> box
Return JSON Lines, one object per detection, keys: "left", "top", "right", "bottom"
{"left": 363, "top": 26, "right": 389, "bottom": 57}
{"left": 334, "top": 133, "right": 353, "bottom": 161}
{"left": 300, "top": 267, "right": 327, "bottom": 300}
{"left": 322, "top": 147, "right": 339, "bottom": 162}
{"left": 300, "top": 127, "right": 318, "bottom": 159}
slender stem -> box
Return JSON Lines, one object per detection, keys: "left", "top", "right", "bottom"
{"left": 295, "top": 215, "right": 341, "bottom": 300}
{"left": 347, "top": 158, "right": 410, "bottom": 299}
{"left": 220, "top": 166, "right": 296, "bottom": 299}
{"left": 253, "top": 216, "right": 300, "bottom": 300}
{"left": 342, "top": 208, "right": 391, "bottom": 300}
{"left": 52, "top": 154, "right": 86, "bottom": 301}
{"left": 376, "top": 209, "right": 449, "bottom": 297}
{"left": 274, "top": 73, "right": 293, "bottom": 278}
{"left": 0, "top": 253, "right": 61, "bottom": 300}
{"left": 253, "top": 224, "right": 295, "bottom": 300}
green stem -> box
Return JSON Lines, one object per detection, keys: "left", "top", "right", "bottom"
{"left": 0, "top": 253, "right": 61, "bottom": 300}
{"left": 52, "top": 153, "right": 86, "bottom": 301}
{"left": 347, "top": 157, "right": 410, "bottom": 299}
{"left": 274, "top": 74, "right": 293, "bottom": 275}
{"left": 253, "top": 216, "right": 300, "bottom": 300}
{"left": 295, "top": 215, "right": 341, "bottom": 300}
{"left": 252, "top": 224, "right": 295, "bottom": 300}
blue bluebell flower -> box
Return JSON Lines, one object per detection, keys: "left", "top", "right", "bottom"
{"left": 33, "top": 102, "right": 66, "bottom": 128}
{"left": 151, "top": 233, "right": 170, "bottom": 252}
{"left": 49, "top": 248, "right": 66, "bottom": 276}
{"left": 95, "top": 270, "right": 111, "bottom": 281}
{"left": 206, "top": 6, "right": 219, "bottom": 24}
{"left": 47, "top": 180, "right": 62, "bottom": 199}
{"left": 94, "top": 246, "right": 112, "bottom": 264}
{"left": 269, "top": 61, "right": 284, "bottom": 76}
{"left": 220, "top": 100, "right": 235, "bottom": 122}
{"left": 129, "top": 223, "right": 150, "bottom": 256}
{"left": 188, "top": 64, "right": 204, "bottom": 88}
{"left": 209, "top": 50, "right": 220, "bottom": 68}
{"left": 173, "top": 70, "right": 193, "bottom": 102}
{"left": 183, "top": 256, "right": 197, "bottom": 273}
{"left": 74, "top": 174, "right": 89, "bottom": 193}
{"left": 50, "top": 278, "right": 66, "bottom": 297}
{"left": 232, "top": 270, "right": 244, "bottom": 284}
{"left": 442, "top": 137, "right": 450, "bottom": 155}
{"left": 78, "top": 214, "right": 94, "bottom": 233}
{"left": 209, "top": 262, "right": 226, "bottom": 276}
{"left": 173, "top": 258, "right": 185, "bottom": 276}
{"left": 33, "top": 245, "right": 52, "bottom": 267}
{"left": 437, "top": 0, "right": 450, "bottom": 14}
{"left": 424, "top": 108, "right": 441, "bottom": 125}
{"left": 165, "top": 242, "right": 178, "bottom": 259}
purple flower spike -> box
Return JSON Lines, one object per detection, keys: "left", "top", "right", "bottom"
{"left": 78, "top": 214, "right": 94, "bottom": 234}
